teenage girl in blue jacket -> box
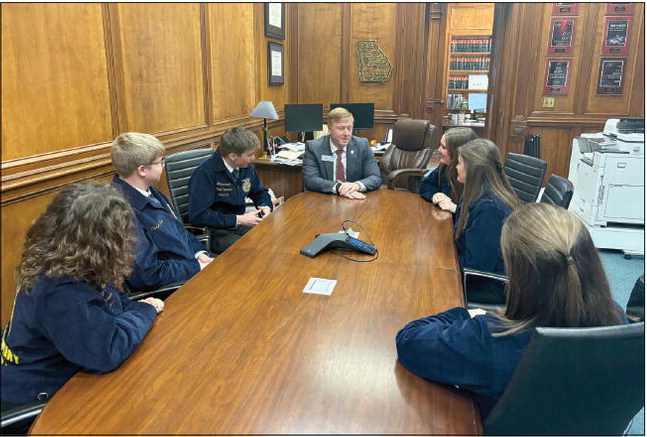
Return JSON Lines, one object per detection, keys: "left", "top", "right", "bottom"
{"left": 1, "top": 183, "right": 163, "bottom": 426}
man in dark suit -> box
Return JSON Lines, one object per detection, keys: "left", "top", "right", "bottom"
{"left": 302, "top": 107, "right": 381, "bottom": 200}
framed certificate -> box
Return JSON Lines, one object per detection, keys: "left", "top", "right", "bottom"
{"left": 602, "top": 16, "right": 632, "bottom": 55}
{"left": 267, "top": 42, "right": 284, "bottom": 85}
{"left": 597, "top": 58, "right": 625, "bottom": 95}
{"left": 264, "top": 3, "right": 285, "bottom": 40}
{"left": 606, "top": 3, "right": 634, "bottom": 15}
{"left": 548, "top": 17, "right": 576, "bottom": 55}
{"left": 552, "top": 3, "right": 578, "bottom": 15}
{"left": 543, "top": 59, "right": 570, "bottom": 95}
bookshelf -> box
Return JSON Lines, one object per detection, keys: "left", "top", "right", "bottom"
{"left": 446, "top": 35, "right": 491, "bottom": 112}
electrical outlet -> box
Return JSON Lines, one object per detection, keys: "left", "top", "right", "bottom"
{"left": 542, "top": 97, "right": 555, "bottom": 108}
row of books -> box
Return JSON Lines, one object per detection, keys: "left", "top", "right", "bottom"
{"left": 449, "top": 57, "right": 490, "bottom": 71}
{"left": 450, "top": 38, "right": 491, "bottom": 53}
{"left": 448, "top": 76, "right": 471, "bottom": 90}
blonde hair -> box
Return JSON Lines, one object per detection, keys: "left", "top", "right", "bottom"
{"left": 327, "top": 107, "right": 354, "bottom": 126}
{"left": 15, "top": 183, "right": 136, "bottom": 292}
{"left": 111, "top": 132, "right": 165, "bottom": 177}
{"left": 455, "top": 139, "right": 518, "bottom": 238}
{"left": 493, "top": 203, "right": 621, "bottom": 335}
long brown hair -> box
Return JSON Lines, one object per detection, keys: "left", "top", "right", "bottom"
{"left": 494, "top": 203, "right": 622, "bottom": 335}
{"left": 15, "top": 183, "right": 136, "bottom": 292}
{"left": 438, "top": 127, "right": 478, "bottom": 203}
{"left": 455, "top": 139, "right": 519, "bottom": 238}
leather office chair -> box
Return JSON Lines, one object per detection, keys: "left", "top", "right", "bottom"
{"left": 379, "top": 118, "right": 438, "bottom": 191}
{"left": 1, "top": 401, "right": 46, "bottom": 435}
{"left": 484, "top": 322, "right": 645, "bottom": 436}
{"left": 165, "top": 148, "right": 214, "bottom": 247}
{"left": 539, "top": 173, "right": 574, "bottom": 209}
{"left": 462, "top": 267, "right": 507, "bottom": 311}
{"left": 503, "top": 153, "right": 547, "bottom": 203}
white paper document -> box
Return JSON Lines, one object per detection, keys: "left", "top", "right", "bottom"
{"left": 303, "top": 278, "right": 337, "bottom": 296}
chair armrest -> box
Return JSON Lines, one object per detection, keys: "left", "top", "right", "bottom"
{"left": 1, "top": 401, "right": 46, "bottom": 429}
{"left": 127, "top": 282, "right": 184, "bottom": 301}
{"left": 387, "top": 168, "right": 427, "bottom": 190}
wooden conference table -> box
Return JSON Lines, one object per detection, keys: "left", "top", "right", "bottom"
{"left": 30, "top": 190, "right": 481, "bottom": 435}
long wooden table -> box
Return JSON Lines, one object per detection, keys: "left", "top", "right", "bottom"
{"left": 30, "top": 190, "right": 481, "bottom": 434}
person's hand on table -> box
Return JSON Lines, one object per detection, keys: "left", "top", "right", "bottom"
{"left": 257, "top": 205, "right": 271, "bottom": 218}
{"left": 432, "top": 192, "right": 449, "bottom": 204}
{"left": 437, "top": 197, "right": 457, "bottom": 213}
{"left": 338, "top": 181, "right": 362, "bottom": 196}
{"left": 197, "top": 253, "right": 213, "bottom": 270}
{"left": 237, "top": 210, "right": 263, "bottom": 226}
{"left": 341, "top": 190, "right": 366, "bottom": 200}
{"left": 468, "top": 308, "right": 487, "bottom": 318}
{"left": 139, "top": 297, "right": 165, "bottom": 313}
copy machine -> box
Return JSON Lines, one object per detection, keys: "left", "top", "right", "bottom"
{"left": 568, "top": 118, "right": 644, "bottom": 256}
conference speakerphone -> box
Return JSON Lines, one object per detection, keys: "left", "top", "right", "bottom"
{"left": 300, "top": 233, "right": 377, "bottom": 258}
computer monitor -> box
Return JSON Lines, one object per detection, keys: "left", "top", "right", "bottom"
{"left": 468, "top": 93, "right": 487, "bottom": 113}
{"left": 329, "top": 103, "right": 375, "bottom": 130}
{"left": 284, "top": 104, "right": 324, "bottom": 133}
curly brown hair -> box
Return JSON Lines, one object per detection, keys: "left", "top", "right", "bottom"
{"left": 15, "top": 182, "right": 136, "bottom": 292}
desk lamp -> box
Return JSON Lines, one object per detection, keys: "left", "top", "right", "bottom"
{"left": 250, "top": 101, "right": 279, "bottom": 155}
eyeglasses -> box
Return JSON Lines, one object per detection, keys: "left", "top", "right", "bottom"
{"left": 149, "top": 157, "right": 165, "bottom": 167}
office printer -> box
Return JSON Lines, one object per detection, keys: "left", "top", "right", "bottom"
{"left": 568, "top": 118, "right": 644, "bottom": 256}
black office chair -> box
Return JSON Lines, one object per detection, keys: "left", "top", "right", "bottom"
{"left": 126, "top": 281, "right": 184, "bottom": 301}
{"left": 626, "top": 275, "right": 645, "bottom": 322}
{"left": 462, "top": 267, "right": 508, "bottom": 311}
{"left": 379, "top": 118, "right": 438, "bottom": 191}
{"left": 1, "top": 401, "right": 46, "bottom": 435}
{"left": 503, "top": 153, "right": 547, "bottom": 203}
{"left": 540, "top": 173, "right": 574, "bottom": 209}
{"left": 484, "top": 322, "right": 645, "bottom": 436}
{"left": 165, "top": 148, "right": 214, "bottom": 247}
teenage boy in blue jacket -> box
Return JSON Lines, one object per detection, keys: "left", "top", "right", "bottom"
{"left": 188, "top": 127, "right": 273, "bottom": 254}
{"left": 111, "top": 133, "right": 214, "bottom": 291}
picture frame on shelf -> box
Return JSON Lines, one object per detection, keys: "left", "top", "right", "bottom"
{"left": 596, "top": 58, "right": 625, "bottom": 95}
{"left": 267, "top": 42, "right": 284, "bottom": 86}
{"left": 602, "top": 16, "right": 632, "bottom": 55}
{"left": 548, "top": 17, "right": 576, "bottom": 55}
{"left": 542, "top": 58, "right": 570, "bottom": 95}
{"left": 264, "top": 3, "right": 285, "bottom": 40}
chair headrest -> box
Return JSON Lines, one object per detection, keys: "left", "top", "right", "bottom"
{"left": 392, "top": 119, "right": 431, "bottom": 152}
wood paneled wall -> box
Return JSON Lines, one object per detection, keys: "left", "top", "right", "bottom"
{"left": 1, "top": 3, "right": 644, "bottom": 324}
{"left": 489, "top": 2, "right": 644, "bottom": 179}
{"left": 1, "top": 3, "right": 288, "bottom": 324}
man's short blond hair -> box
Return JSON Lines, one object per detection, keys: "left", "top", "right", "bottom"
{"left": 111, "top": 132, "right": 164, "bottom": 177}
{"left": 327, "top": 107, "right": 354, "bottom": 127}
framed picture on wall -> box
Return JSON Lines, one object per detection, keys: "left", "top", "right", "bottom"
{"left": 602, "top": 16, "right": 632, "bottom": 55}
{"left": 268, "top": 42, "right": 284, "bottom": 85}
{"left": 542, "top": 58, "right": 570, "bottom": 95}
{"left": 264, "top": 3, "right": 285, "bottom": 40}
{"left": 548, "top": 17, "right": 576, "bottom": 55}
{"left": 606, "top": 3, "right": 634, "bottom": 15}
{"left": 596, "top": 58, "right": 625, "bottom": 95}
{"left": 552, "top": 3, "right": 578, "bottom": 15}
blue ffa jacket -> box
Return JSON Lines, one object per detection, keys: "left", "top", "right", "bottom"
{"left": 188, "top": 152, "right": 272, "bottom": 229}
{"left": 112, "top": 176, "right": 205, "bottom": 291}
{"left": 1, "top": 275, "right": 157, "bottom": 405}
{"left": 396, "top": 306, "right": 629, "bottom": 418}
{"left": 419, "top": 165, "right": 451, "bottom": 202}
{"left": 454, "top": 193, "right": 512, "bottom": 275}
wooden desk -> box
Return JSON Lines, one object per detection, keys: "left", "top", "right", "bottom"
{"left": 253, "top": 157, "right": 303, "bottom": 201}
{"left": 30, "top": 190, "right": 480, "bottom": 435}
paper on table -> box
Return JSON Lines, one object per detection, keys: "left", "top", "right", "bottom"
{"left": 303, "top": 278, "right": 337, "bottom": 296}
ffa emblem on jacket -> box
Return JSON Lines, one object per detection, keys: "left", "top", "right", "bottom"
{"left": 242, "top": 178, "right": 251, "bottom": 193}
